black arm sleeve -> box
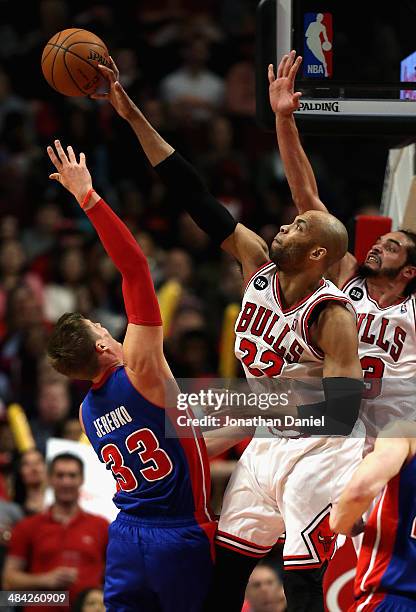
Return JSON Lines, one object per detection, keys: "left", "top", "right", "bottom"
{"left": 154, "top": 151, "right": 237, "bottom": 245}
{"left": 297, "top": 377, "right": 363, "bottom": 436}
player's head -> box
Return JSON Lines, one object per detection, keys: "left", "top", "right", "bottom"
{"left": 246, "top": 564, "right": 286, "bottom": 612}
{"left": 316, "top": 13, "right": 324, "bottom": 22}
{"left": 47, "top": 312, "right": 123, "bottom": 380}
{"left": 270, "top": 210, "right": 348, "bottom": 274}
{"left": 360, "top": 229, "right": 416, "bottom": 296}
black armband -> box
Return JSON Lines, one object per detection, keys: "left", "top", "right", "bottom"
{"left": 298, "top": 377, "right": 363, "bottom": 436}
{"left": 154, "top": 151, "right": 237, "bottom": 245}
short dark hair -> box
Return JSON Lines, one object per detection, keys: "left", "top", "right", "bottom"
{"left": 399, "top": 229, "right": 416, "bottom": 296}
{"left": 47, "top": 313, "right": 100, "bottom": 379}
{"left": 48, "top": 452, "right": 84, "bottom": 477}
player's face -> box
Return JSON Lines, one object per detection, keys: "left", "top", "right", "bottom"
{"left": 362, "top": 232, "right": 410, "bottom": 278}
{"left": 270, "top": 216, "right": 317, "bottom": 270}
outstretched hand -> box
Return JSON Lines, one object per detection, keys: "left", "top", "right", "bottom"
{"left": 91, "top": 57, "right": 136, "bottom": 121}
{"left": 269, "top": 50, "right": 303, "bottom": 116}
{"left": 47, "top": 140, "right": 93, "bottom": 206}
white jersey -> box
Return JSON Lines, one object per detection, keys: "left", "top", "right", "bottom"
{"left": 235, "top": 261, "right": 355, "bottom": 379}
{"left": 343, "top": 276, "right": 416, "bottom": 438}
{"left": 343, "top": 276, "right": 416, "bottom": 377}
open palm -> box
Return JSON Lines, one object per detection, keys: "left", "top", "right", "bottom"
{"left": 269, "top": 51, "right": 303, "bottom": 116}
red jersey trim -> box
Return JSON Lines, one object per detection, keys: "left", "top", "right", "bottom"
{"left": 300, "top": 296, "right": 355, "bottom": 360}
{"left": 91, "top": 365, "right": 121, "bottom": 390}
{"left": 216, "top": 530, "right": 274, "bottom": 550}
{"left": 216, "top": 540, "right": 267, "bottom": 558}
{"left": 273, "top": 273, "right": 326, "bottom": 315}
{"left": 243, "top": 260, "right": 274, "bottom": 294}
{"left": 363, "top": 281, "right": 409, "bottom": 311}
{"left": 341, "top": 275, "right": 360, "bottom": 292}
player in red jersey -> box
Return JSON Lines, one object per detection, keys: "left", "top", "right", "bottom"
{"left": 330, "top": 421, "right": 416, "bottom": 611}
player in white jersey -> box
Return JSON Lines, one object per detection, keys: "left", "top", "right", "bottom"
{"left": 93, "top": 62, "right": 365, "bottom": 612}
{"left": 270, "top": 50, "right": 416, "bottom": 446}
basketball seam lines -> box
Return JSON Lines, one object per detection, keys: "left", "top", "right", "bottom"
{"left": 41, "top": 31, "right": 62, "bottom": 64}
{"left": 50, "top": 30, "right": 85, "bottom": 91}
{"left": 47, "top": 44, "right": 105, "bottom": 95}
{"left": 66, "top": 41, "right": 107, "bottom": 52}
{"left": 62, "top": 51, "right": 90, "bottom": 96}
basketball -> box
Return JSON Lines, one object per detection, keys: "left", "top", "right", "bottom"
{"left": 322, "top": 41, "right": 332, "bottom": 51}
{"left": 41, "top": 28, "right": 110, "bottom": 97}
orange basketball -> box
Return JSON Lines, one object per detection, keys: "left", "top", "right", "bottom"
{"left": 41, "top": 28, "right": 110, "bottom": 97}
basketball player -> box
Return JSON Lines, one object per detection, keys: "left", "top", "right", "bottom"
{"left": 269, "top": 51, "right": 416, "bottom": 444}
{"left": 330, "top": 421, "right": 416, "bottom": 611}
{"left": 94, "top": 60, "right": 365, "bottom": 612}
{"left": 44, "top": 139, "right": 241, "bottom": 612}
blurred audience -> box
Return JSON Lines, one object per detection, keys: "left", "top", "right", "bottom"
{"left": 3, "top": 453, "right": 109, "bottom": 609}
{"left": 14, "top": 449, "right": 47, "bottom": 516}
{"left": 243, "top": 564, "right": 287, "bottom": 612}
{"left": 73, "top": 588, "right": 106, "bottom": 612}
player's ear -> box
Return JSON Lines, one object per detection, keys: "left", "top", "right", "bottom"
{"left": 402, "top": 265, "right": 416, "bottom": 281}
{"left": 95, "top": 339, "right": 109, "bottom": 354}
{"left": 310, "top": 246, "right": 327, "bottom": 261}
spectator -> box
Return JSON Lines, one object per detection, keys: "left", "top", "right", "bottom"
{"left": 73, "top": 588, "right": 105, "bottom": 612}
{"left": 160, "top": 38, "right": 225, "bottom": 122}
{"left": 14, "top": 449, "right": 47, "bottom": 516}
{"left": 30, "top": 380, "right": 71, "bottom": 455}
{"left": 0, "top": 498, "right": 23, "bottom": 588}
{"left": 3, "top": 453, "right": 109, "bottom": 610}
{"left": 21, "top": 202, "right": 63, "bottom": 262}
{"left": 243, "top": 564, "right": 287, "bottom": 612}
{"left": 44, "top": 246, "right": 86, "bottom": 323}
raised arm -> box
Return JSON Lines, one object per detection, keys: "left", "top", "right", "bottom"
{"left": 269, "top": 52, "right": 358, "bottom": 286}
{"left": 47, "top": 141, "right": 163, "bottom": 377}
{"left": 92, "top": 61, "right": 269, "bottom": 283}
{"left": 268, "top": 51, "right": 327, "bottom": 214}
{"left": 330, "top": 423, "right": 413, "bottom": 535}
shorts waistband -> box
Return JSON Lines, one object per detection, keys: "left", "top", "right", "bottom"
{"left": 116, "top": 510, "right": 214, "bottom": 527}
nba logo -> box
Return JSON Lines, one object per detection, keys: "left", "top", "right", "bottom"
{"left": 303, "top": 13, "right": 333, "bottom": 78}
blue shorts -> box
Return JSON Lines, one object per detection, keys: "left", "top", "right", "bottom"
{"left": 104, "top": 512, "right": 215, "bottom": 612}
{"left": 375, "top": 593, "right": 416, "bottom": 611}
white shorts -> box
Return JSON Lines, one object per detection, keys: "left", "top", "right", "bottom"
{"left": 217, "top": 434, "right": 364, "bottom": 569}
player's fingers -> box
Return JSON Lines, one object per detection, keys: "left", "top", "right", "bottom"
{"left": 49, "top": 173, "right": 61, "bottom": 182}
{"left": 277, "top": 54, "right": 288, "bottom": 79}
{"left": 293, "top": 91, "right": 303, "bottom": 107}
{"left": 67, "top": 145, "right": 76, "bottom": 163}
{"left": 283, "top": 49, "right": 296, "bottom": 77}
{"left": 268, "top": 64, "right": 275, "bottom": 84}
{"left": 98, "top": 64, "right": 116, "bottom": 83}
{"left": 108, "top": 56, "right": 120, "bottom": 80}
{"left": 54, "top": 140, "right": 68, "bottom": 165}
{"left": 79, "top": 152, "right": 86, "bottom": 166}
{"left": 90, "top": 92, "right": 110, "bottom": 100}
{"left": 47, "top": 145, "right": 61, "bottom": 169}
{"left": 289, "top": 56, "right": 302, "bottom": 82}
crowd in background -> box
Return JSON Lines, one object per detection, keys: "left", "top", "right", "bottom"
{"left": 0, "top": 1, "right": 389, "bottom": 609}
